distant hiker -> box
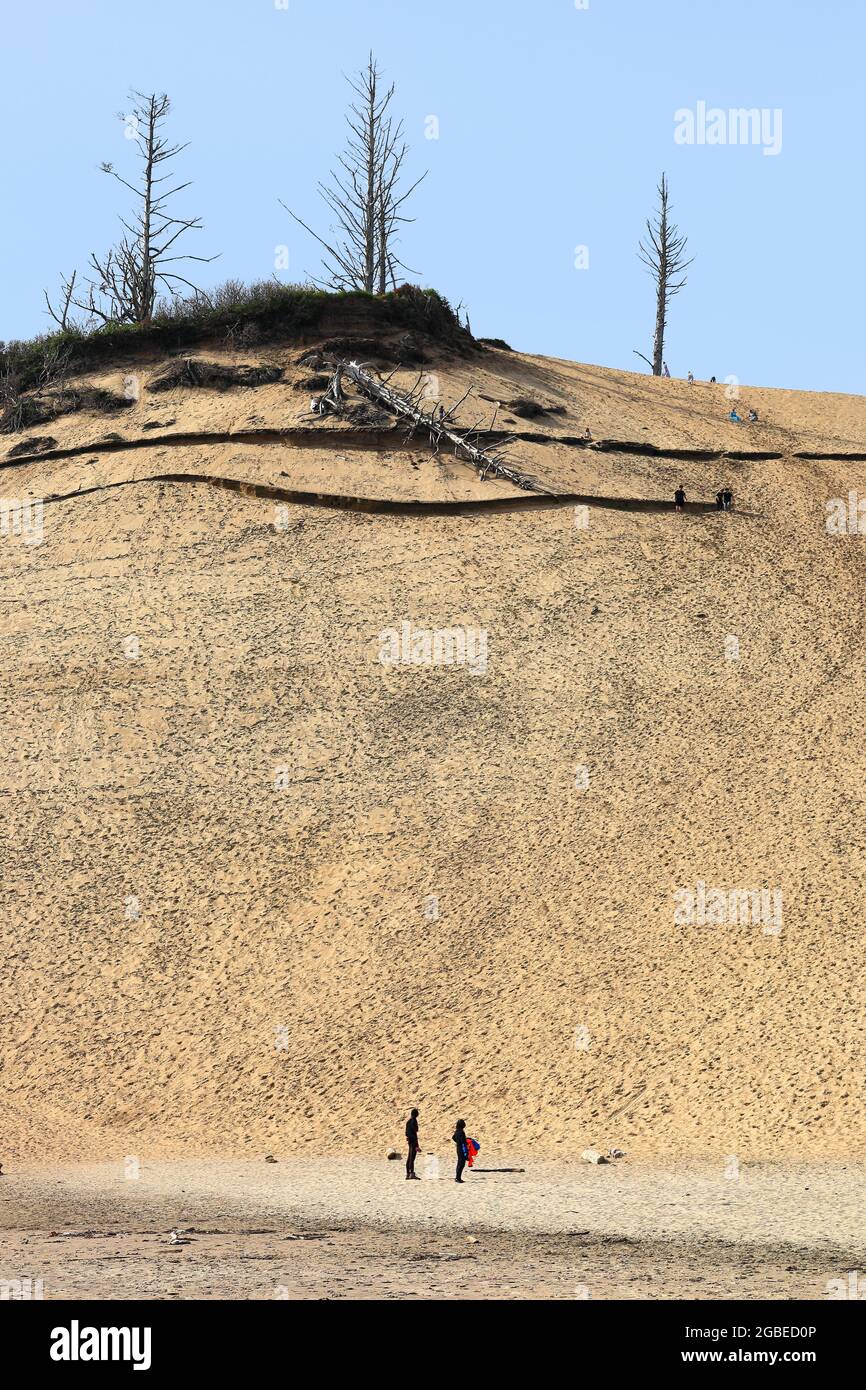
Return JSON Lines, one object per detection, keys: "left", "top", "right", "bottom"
{"left": 687, "top": 371, "right": 695, "bottom": 386}
{"left": 748, "top": 408, "right": 758, "bottom": 423}
{"left": 723, "top": 488, "right": 734, "bottom": 511}
{"left": 405, "top": 1108, "right": 420, "bottom": 1180}
{"left": 674, "top": 486, "right": 686, "bottom": 512}
{"left": 662, "top": 361, "right": 671, "bottom": 378}
{"left": 583, "top": 426, "right": 592, "bottom": 441}
{"left": 715, "top": 489, "right": 725, "bottom": 511}
{"left": 729, "top": 409, "right": 743, "bottom": 424}
{"left": 710, "top": 375, "right": 717, "bottom": 383}
{"left": 453, "top": 1119, "right": 469, "bottom": 1183}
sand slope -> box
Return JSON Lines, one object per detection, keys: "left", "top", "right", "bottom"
{"left": 1, "top": 341, "right": 865, "bottom": 1162}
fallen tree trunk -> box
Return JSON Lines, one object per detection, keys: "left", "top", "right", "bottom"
{"left": 319, "top": 358, "right": 554, "bottom": 495}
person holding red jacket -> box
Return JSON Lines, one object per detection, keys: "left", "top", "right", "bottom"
{"left": 453, "top": 1120, "right": 469, "bottom": 1183}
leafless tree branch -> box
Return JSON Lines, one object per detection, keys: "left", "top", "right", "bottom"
{"left": 637, "top": 173, "right": 693, "bottom": 376}
{"left": 46, "top": 91, "right": 217, "bottom": 327}
{"left": 282, "top": 53, "right": 426, "bottom": 293}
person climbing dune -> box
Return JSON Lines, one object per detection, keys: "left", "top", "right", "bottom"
{"left": 674, "top": 486, "right": 686, "bottom": 512}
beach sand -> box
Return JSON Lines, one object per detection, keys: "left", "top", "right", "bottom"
{"left": 2, "top": 1158, "right": 863, "bottom": 1300}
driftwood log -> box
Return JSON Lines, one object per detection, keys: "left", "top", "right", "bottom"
{"left": 316, "top": 358, "right": 553, "bottom": 496}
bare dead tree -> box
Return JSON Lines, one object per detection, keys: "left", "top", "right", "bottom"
{"left": 634, "top": 173, "right": 693, "bottom": 375}
{"left": 43, "top": 270, "right": 80, "bottom": 331}
{"left": 46, "top": 92, "right": 216, "bottom": 327}
{"left": 281, "top": 53, "right": 425, "bottom": 293}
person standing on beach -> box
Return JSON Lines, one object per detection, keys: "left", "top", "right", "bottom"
{"left": 453, "top": 1119, "right": 469, "bottom": 1183}
{"left": 674, "top": 486, "right": 686, "bottom": 513}
{"left": 405, "top": 1108, "right": 420, "bottom": 1180}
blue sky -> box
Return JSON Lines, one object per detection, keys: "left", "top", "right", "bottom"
{"left": 1, "top": 0, "right": 862, "bottom": 392}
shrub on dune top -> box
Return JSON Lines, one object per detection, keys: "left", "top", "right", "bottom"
{"left": 0, "top": 282, "right": 467, "bottom": 394}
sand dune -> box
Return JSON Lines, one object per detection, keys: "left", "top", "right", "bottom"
{"left": 1, "top": 337, "right": 865, "bottom": 1164}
